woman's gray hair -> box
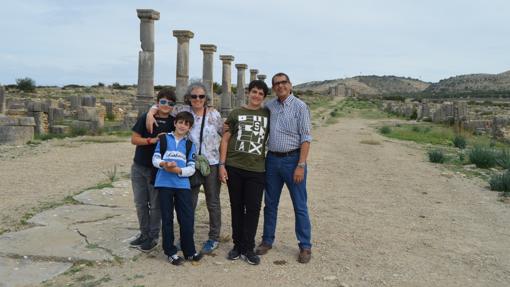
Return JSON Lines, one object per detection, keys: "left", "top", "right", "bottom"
{"left": 184, "top": 81, "right": 211, "bottom": 106}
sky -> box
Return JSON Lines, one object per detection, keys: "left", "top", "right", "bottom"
{"left": 1, "top": 0, "right": 509, "bottom": 86}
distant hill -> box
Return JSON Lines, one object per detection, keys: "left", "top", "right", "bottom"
{"left": 294, "top": 75, "right": 430, "bottom": 96}
{"left": 424, "top": 70, "right": 510, "bottom": 94}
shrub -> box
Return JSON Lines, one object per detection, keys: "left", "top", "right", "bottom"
{"left": 380, "top": 126, "right": 391, "bottom": 134}
{"left": 411, "top": 126, "right": 421, "bottom": 132}
{"left": 428, "top": 149, "right": 445, "bottom": 163}
{"left": 453, "top": 135, "right": 467, "bottom": 149}
{"left": 496, "top": 149, "right": 510, "bottom": 169}
{"left": 16, "top": 77, "right": 36, "bottom": 92}
{"left": 468, "top": 145, "right": 497, "bottom": 168}
{"left": 489, "top": 170, "right": 510, "bottom": 194}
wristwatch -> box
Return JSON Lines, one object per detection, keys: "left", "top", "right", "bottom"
{"left": 297, "top": 162, "right": 306, "bottom": 168}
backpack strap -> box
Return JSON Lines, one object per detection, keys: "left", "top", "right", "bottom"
{"left": 158, "top": 134, "right": 167, "bottom": 156}
{"left": 185, "top": 139, "right": 193, "bottom": 163}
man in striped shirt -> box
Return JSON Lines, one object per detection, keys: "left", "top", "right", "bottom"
{"left": 255, "top": 72, "right": 313, "bottom": 264}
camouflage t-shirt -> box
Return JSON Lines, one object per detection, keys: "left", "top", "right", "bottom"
{"left": 225, "top": 107, "right": 270, "bottom": 172}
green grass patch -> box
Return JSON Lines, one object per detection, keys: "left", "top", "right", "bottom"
{"left": 428, "top": 149, "right": 446, "bottom": 163}
{"left": 378, "top": 123, "right": 454, "bottom": 145}
{"left": 468, "top": 145, "right": 498, "bottom": 168}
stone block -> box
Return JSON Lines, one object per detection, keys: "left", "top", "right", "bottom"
{"left": 0, "top": 126, "right": 34, "bottom": 145}
{"left": 68, "top": 95, "right": 81, "bottom": 109}
{"left": 32, "top": 112, "right": 47, "bottom": 135}
{"left": 48, "top": 107, "right": 64, "bottom": 124}
{"left": 77, "top": 107, "right": 97, "bottom": 121}
{"left": 71, "top": 120, "right": 93, "bottom": 131}
{"left": 50, "top": 125, "right": 70, "bottom": 134}
{"left": 81, "top": 95, "right": 96, "bottom": 107}
{"left": 17, "top": 116, "right": 36, "bottom": 126}
{"left": 0, "top": 116, "right": 18, "bottom": 125}
{"left": 27, "top": 101, "right": 44, "bottom": 112}
{"left": 122, "top": 112, "right": 138, "bottom": 130}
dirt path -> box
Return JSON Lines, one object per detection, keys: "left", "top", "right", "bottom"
{"left": 3, "top": 118, "right": 510, "bottom": 286}
{"left": 0, "top": 138, "right": 134, "bottom": 233}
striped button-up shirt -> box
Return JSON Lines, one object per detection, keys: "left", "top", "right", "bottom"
{"left": 266, "top": 94, "right": 312, "bottom": 152}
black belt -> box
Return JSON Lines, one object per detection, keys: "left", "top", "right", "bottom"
{"left": 269, "top": 149, "right": 300, "bottom": 157}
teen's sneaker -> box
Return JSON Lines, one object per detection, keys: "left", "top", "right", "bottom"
{"left": 129, "top": 234, "right": 147, "bottom": 247}
{"left": 186, "top": 252, "right": 203, "bottom": 262}
{"left": 243, "top": 250, "right": 260, "bottom": 265}
{"left": 139, "top": 238, "right": 158, "bottom": 252}
{"left": 201, "top": 240, "right": 219, "bottom": 254}
{"left": 227, "top": 248, "right": 241, "bottom": 260}
{"left": 168, "top": 254, "right": 184, "bottom": 266}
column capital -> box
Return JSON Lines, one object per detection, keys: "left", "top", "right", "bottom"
{"left": 173, "top": 30, "right": 194, "bottom": 40}
{"left": 220, "top": 55, "right": 235, "bottom": 63}
{"left": 137, "top": 9, "right": 160, "bottom": 20}
{"left": 249, "top": 69, "right": 259, "bottom": 73}
{"left": 235, "top": 64, "right": 248, "bottom": 70}
{"left": 257, "top": 74, "right": 267, "bottom": 80}
{"left": 200, "top": 44, "right": 217, "bottom": 53}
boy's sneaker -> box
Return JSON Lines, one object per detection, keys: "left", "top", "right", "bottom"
{"left": 186, "top": 252, "right": 203, "bottom": 262}
{"left": 139, "top": 238, "right": 158, "bottom": 252}
{"left": 227, "top": 248, "right": 241, "bottom": 260}
{"left": 129, "top": 234, "right": 147, "bottom": 247}
{"left": 168, "top": 254, "right": 184, "bottom": 266}
{"left": 243, "top": 250, "right": 260, "bottom": 265}
{"left": 201, "top": 240, "right": 219, "bottom": 254}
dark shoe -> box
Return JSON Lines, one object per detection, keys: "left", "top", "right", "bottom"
{"left": 168, "top": 254, "right": 184, "bottom": 266}
{"left": 139, "top": 238, "right": 158, "bottom": 252}
{"left": 227, "top": 248, "right": 241, "bottom": 260}
{"left": 298, "top": 248, "right": 311, "bottom": 264}
{"left": 243, "top": 250, "right": 260, "bottom": 265}
{"left": 255, "top": 242, "right": 272, "bottom": 255}
{"left": 186, "top": 252, "right": 203, "bottom": 262}
{"left": 129, "top": 234, "right": 147, "bottom": 247}
{"left": 201, "top": 239, "right": 219, "bottom": 254}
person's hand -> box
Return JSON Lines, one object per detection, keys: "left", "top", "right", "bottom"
{"left": 146, "top": 109, "right": 158, "bottom": 133}
{"left": 218, "top": 165, "right": 228, "bottom": 184}
{"left": 222, "top": 122, "right": 230, "bottom": 133}
{"left": 162, "top": 161, "right": 176, "bottom": 172}
{"left": 293, "top": 166, "right": 305, "bottom": 183}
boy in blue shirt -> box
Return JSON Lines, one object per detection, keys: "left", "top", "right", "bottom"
{"left": 152, "top": 111, "right": 203, "bottom": 265}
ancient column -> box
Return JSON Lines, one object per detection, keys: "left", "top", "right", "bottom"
{"left": 173, "top": 30, "right": 194, "bottom": 103}
{"left": 257, "top": 74, "right": 267, "bottom": 82}
{"left": 136, "top": 9, "right": 160, "bottom": 114}
{"left": 219, "top": 55, "right": 234, "bottom": 117}
{"left": 249, "top": 69, "right": 258, "bottom": 82}
{"left": 235, "top": 64, "right": 248, "bottom": 107}
{"left": 0, "top": 85, "right": 5, "bottom": 115}
{"left": 200, "top": 44, "right": 217, "bottom": 105}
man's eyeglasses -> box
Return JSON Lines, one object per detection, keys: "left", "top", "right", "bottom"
{"left": 159, "top": 99, "right": 176, "bottom": 106}
{"left": 273, "top": 80, "right": 289, "bottom": 87}
{"left": 190, "top": 94, "right": 206, "bottom": 99}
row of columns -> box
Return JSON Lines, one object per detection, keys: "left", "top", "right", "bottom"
{"left": 136, "top": 9, "right": 266, "bottom": 116}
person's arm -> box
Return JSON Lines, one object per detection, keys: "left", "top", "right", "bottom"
{"left": 178, "top": 142, "right": 197, "bottom": 177}
{"left": 293, "top": 104, "right": 312, "bottom": 183}
{"left": 218, "top": 131, "right": 231, "bottom": 183}
{"left": 145, "top": 105, "right": 159, "bottom": 134}
{"left": 131, "top": 131, "right": 158, "bottom": 146}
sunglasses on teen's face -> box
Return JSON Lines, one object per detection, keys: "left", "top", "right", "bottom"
{"left": 159, "top": 99, "right": 176, "bottom": 106}
{"left": 190, "top": 94, "right": 206, "bottom": 99}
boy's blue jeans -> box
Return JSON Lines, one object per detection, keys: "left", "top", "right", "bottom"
{"left": 262, "top": 152, "right": 312, "bottom": 249}
{"left": 159, "top": 187, "right": 197, "bottom": 257}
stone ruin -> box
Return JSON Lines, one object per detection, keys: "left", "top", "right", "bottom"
{"left": 382, "top": 99, "right": 510, "bottom": 141}
{"left": 1, "top": 8, "right": 265, "bottom": 145}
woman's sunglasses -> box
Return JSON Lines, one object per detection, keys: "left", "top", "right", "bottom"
{"left": 159, "top": 99, "right": 176, "bottom": 106}
{"left": 190, "top": 94, "right": 206, "bottom": 99}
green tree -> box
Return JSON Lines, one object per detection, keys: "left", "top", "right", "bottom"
{"left": 16, "top": 77, "right": 36, "bottom": 92}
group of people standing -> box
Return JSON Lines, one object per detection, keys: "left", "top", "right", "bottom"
{"left": 129, "top": 72, "right": 313, "bottom": 266}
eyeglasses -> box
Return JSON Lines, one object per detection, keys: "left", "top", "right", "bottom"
{"left": 273, "top": 80, "right": 289, "bottom": 87}
{"left": 159, "top": 99, "right": 176, "bottom": 106}
{"left": 190, "top": 94, "right": 206, "bottom": 99}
